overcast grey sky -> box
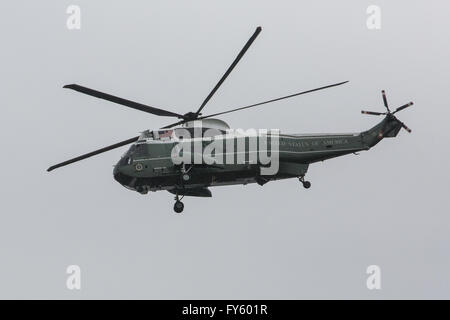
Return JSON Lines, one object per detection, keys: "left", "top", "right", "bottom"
{"left": 1, "top": 0, "right": 449, "bottom": 299}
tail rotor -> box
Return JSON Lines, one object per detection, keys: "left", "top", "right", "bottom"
{"left": 361, "top": 90, "right": 414, "bottom": 133}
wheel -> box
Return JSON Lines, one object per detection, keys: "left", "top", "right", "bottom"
{"left": 303, "top": 181, "right": 311, "bottom": 189}
{"left": 173, "top": 201, "right": 184, "bottom": 213}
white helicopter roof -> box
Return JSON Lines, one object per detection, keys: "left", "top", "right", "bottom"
{"left": 137, "top": 118, "right": 230, "bottom": 142}
{"left": 182, "top": 118, "right": 230, "bottom": 130}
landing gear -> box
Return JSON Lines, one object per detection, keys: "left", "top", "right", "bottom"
{"left": 173, "top": 194, "right": 184, "bottom": 213}
{"left": 299, "top": 176, "right": 311, "bottom": 189}
{"left": 174, "top": 201, "right": 184, "bottom": 213}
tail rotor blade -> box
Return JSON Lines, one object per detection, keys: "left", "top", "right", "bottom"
{"left": 393, "top": 102, "right": 414, "bottom": 114}
{"left": 401, "top": 122, "right": 412, "bottom": 133}
{"left": 382, "top": 90, "right": 390, "bottom": 112}
{"left": 361, "top": 110, "right": 385, "bottom": 116}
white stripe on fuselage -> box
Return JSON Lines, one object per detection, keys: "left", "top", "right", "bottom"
{"left": 132, "top": 147, "right": 362, "bottom": 162}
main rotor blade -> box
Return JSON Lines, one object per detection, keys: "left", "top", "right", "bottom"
{"left": 393, "top": 102, "right": 413, "bottom": 114}
{"left": 198, "top": 81, "right": 349, "bottom": 119}
{"left": 195, "top": 26, "right": 262, "bottom": 116}
{"left": 64, "top": 84, "right": 184, "bottom": 119}
{"left": 161, "top": 120, "right": 186, "bottom": 129}
{"left": 47, "top": 136, "right": 139, "bottom": 172}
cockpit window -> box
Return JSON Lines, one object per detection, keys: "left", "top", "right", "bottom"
{"left": 134, "top": 143, "right": 148, "bottom": 157}
{"left": 137, "top": 130, "right": 154, "bottom": 142}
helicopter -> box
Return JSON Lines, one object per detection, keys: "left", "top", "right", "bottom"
{"left": 47, "top": 26, "right": 414, "bottom": 213}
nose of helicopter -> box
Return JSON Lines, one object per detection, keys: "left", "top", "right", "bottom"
{"left": 113, "top": 165, "right": 133, "bottom": 186}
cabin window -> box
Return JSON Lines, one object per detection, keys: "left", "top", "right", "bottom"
{"left": 134, "top": 143, "right": 148, "bottom": 157}
{"left": 138, "top": 130, "right": 153, "bottom": 141}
